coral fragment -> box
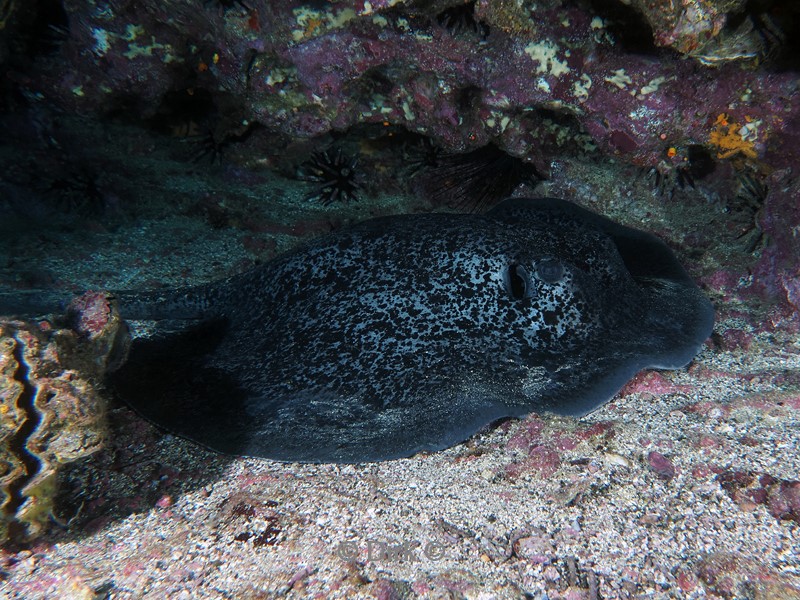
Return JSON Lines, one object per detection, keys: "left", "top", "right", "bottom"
{"left": 0, "top": 293, "right": 129, "bottom": 542}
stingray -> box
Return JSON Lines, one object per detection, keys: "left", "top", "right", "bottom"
{"left": 1, "top": 198, "right": 714, "bottom": 462}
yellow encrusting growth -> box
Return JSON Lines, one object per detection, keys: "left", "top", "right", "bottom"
{"left": 292, "top": 6, "right": 358, "bottom": 42}
{"left": 524, "top": 41, "right": 571, "bottom": 77}
{"left": 572, "top": 74, "right": 592, "bottom": 103}
{"left": 604, "top": 69, "right": 632, "bottom": 90}
{"left": 708, "top": 113, "right": 759, "bottom": 160}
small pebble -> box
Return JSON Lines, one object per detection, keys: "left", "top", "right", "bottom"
{"left": 647, "top": 451, "right": 676, "bottom": 480}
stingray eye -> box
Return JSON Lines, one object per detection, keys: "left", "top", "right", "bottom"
{"left": 535, "top": 258, "right": 564, "bottom": 284}
{"left": 504, "top": 263, "right": 531, "bottom": 300}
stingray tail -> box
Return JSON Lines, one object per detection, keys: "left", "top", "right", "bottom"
{"left": 111, "top": 284, "right": 220, "bottom": 321}
{"left": 0, "top": 290, "right": 72, "bottom": 318}
{"left": 0, "top": 283, "right": 220, "bottom": 321}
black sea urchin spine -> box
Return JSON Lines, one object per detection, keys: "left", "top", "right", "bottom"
{"left": 301, "top": 148, "right": 361, "bottom": 206}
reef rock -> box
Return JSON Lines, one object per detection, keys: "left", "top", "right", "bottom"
{"left": 0, "top": 292, "right": 129, "bottom": 542}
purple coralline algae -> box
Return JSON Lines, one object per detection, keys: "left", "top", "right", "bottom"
{"left": 718, "top": 469, "right": 800, "bottom": 524}
{"left": 5, "top": 1, "right": 795, "bottom": 166}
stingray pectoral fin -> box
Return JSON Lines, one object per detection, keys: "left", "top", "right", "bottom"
{"left": 641, "top": 282, "right": 715, "bottom": 369}
{"left": 112, "top": 338, "right": 517, "bottom": 462}
{"left": 532, "top": 353, "right": 652, "bottom": 417}
{"left": 535, "top": 279, "right": 714, "bottom": 417}
{"left": 106, "top": 317, "right": 260, "bottom": 455}
{"left": 235, "top": 379, "right": 520, "bottom": 463}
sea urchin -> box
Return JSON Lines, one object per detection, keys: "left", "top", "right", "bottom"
{"left": 300, "top": 149, "right": 361, "bottom": 206}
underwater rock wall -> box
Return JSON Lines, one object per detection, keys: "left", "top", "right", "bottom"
{"left": 1, "top": 0, "right": 798, "bottom": 322}
{"left": 0, "top": 292, "right": 129, "bottom": 542}
{"left": 1, "top": 1, "right": 796, "bottom": 159}
{"left": 1, "top": 1, "right": 797, "bottom": 163}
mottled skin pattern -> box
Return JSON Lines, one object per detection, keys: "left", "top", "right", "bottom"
{"left": 110, "top": 198, "right": 714, "bottom": 463}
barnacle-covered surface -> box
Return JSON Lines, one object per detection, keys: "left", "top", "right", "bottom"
{"left": 621, "top": 0, "right": 794, "bottom": 66}
{"left": 0, "top": 292, "right": 128, "bottom": 543}
{"left": 623, "top": 0, "right": 746, "bottom": 55}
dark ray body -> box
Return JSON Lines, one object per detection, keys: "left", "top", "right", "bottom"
{"left": 3, "top": 198, "right": 715, "bottom": 463}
